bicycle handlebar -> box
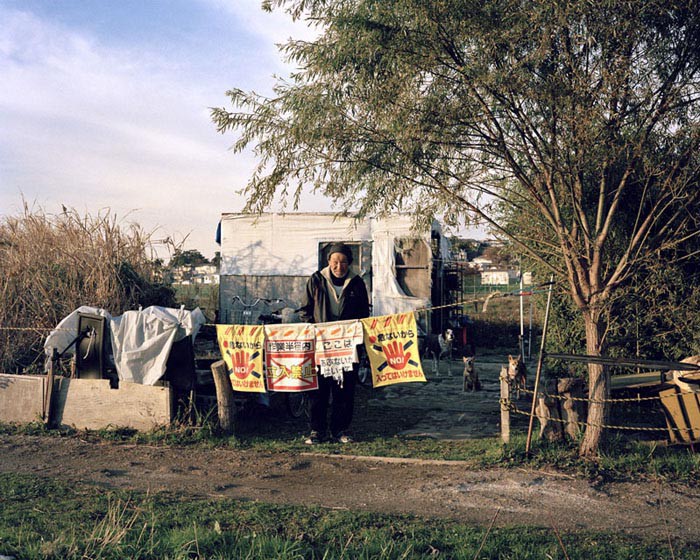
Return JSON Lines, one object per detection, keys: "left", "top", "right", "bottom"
{"left": 231, "top": 295, "right": 287, "bottom": 308}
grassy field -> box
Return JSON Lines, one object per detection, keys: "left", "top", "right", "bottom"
{"left": 1, "top": 470, "right": 698, "bottom": 560}
{"left": 2, "top": 394, "right": 700, "bottom": 559}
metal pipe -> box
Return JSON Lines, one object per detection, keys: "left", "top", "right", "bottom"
{"left": 519, "top": 265, "right": 525, "bottom": 360}
{"left": 526, "top": 274, "right": 554, "bottom": 455}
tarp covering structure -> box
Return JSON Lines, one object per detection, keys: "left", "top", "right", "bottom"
{"left": 219, "top": 213, "right": 450, "bottom": 317}
{"left": 45, "top": 306, "right": 206, "bottom": 386}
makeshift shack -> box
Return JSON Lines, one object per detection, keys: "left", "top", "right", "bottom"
{"left": 217, "top": 213, "right": 454, "bottom": 332}
{"left": 0, "top": 305, "right": 208, "bottom": 431}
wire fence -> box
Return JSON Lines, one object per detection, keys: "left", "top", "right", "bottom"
{"left": 500, "top": 376, "right": 700, "bottom": 439}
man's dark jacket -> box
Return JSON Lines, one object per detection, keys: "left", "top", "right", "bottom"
{"left": 298, "top": 270, "right": 370, "bottom": 323}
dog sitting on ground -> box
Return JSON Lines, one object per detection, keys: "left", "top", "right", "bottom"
{"left": 462, "top": 356, "right": 480, "bottom": 392}
{"left": 424, "top": 328, "right": 454, "bottom": 375}
{"left": 507, "top": 354, "right": 527, "bottom": 397}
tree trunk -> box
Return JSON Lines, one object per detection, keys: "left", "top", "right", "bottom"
{"left": 579, "top": 311, "right": 609, "bottom": 457}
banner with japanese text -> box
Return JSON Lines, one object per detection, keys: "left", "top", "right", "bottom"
{"left": 216, "top": 324, "right": 266, "bottom": 393}
{"left": 264, "top": 324, "right": 318, "bottom": 392}
{"left": 315, "top": 320, "right": 364, "bottom": 384}
{"left": 361, "top": 313, "right": 426, "bottom": 387}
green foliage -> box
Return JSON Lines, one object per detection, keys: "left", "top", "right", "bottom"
{"left": 174, "top": 283, "right": 219, "bottom": 323}
{"left": 447, "top": 237, "right": 485, "bottom": 261}
{"left": 523, "top": 243, "right": 700, "bottom": 369}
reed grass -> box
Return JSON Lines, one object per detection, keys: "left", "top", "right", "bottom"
{"left": 0, "top": 202, "right": 174, "bottom": 373}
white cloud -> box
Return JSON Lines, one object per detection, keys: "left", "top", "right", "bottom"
{"left": 203, "top": 0, "right": 321, "bottom": 54}
{"left": 0, "top": 5, "right": 258, "bottom": 258}
{"left": 0, "top": 2, "right": 336, "bottom": 261}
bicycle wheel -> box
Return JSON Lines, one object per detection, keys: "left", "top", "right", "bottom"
{"left": 285, "top": 392, "right": 309, "bottom": 419}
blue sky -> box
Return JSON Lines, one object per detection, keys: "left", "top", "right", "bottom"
{"left": 0, "top": 0, "right": 327, "bottom": 260}
{"left": 1, "top": 0, "right": 483, "bottom": 262}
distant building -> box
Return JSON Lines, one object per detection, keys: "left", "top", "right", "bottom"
{"left": 471, "top": 257, "right": 493, "bottom": 271}
{"left": 481, "top": 270, "right": 510, "bottom": 285}
{"left": 169, "top": 264, "right": 220, "bottom": 285}
{"left": 192, "top": 264, "right": 219, "bottom": 285}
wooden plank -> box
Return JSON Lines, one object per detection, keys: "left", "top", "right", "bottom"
{"left": 659, "top": 387, "right": 692, "bottom": 443}
{"left": 0, "top": 373, "right": 46, "bottom": 424}
{"left": 52, "top": 378, "right": 174, "bottom": 431}
{"left": 679, "top": 392, "right": 700, "bottom": 442}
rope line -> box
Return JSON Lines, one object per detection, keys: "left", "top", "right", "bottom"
{"left": 0, "top": 326, "right": 60, "bottom": 332}
{"left": 0, "top": 285, "right": 551, "bottom": 333}
{"left": 516, "top": 385, "right": 700, "bottom": 403}
{"left": 413, "top": 281, "right": 556, "bottom": 315}
{"left": 509, "top": 406, "right": 695, "bottom": 433}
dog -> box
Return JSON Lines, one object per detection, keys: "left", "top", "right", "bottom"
{"left": 507, "top": 354, "right": 527, "bottom": 398}
{"left": 424, "top": 328, "right": 454, "bottom": 375}
{"left": 462, "top": 356, "right": 480, "bottom": 392}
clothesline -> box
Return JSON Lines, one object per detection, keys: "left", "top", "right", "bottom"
{"left": 217, "top": 312, "right": 427, "bottom": 394}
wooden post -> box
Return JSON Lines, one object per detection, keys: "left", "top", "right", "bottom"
{"left": 211, "top": 360, "right": 236, "bottom": 434}
{"left": 44, "top": 348, "right": 57, "bottom": 426}
{"left": 535, "top": 380, "right": 564, "bottom": 442}
{"left": 500, "top": 366, "right": 510, "bottom": 444}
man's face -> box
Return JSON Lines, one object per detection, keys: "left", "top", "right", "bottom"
{"left": 328, "top": 252, "right": 350, "bottom": 278}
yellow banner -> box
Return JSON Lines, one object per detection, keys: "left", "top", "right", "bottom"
{"left": 216, "top": 324, "right": 266, "bottom": 393}
{"left": 361, "top": 313, "right": 426, "bottom": 387}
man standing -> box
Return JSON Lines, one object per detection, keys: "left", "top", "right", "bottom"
{"left": 298, "top": 242, "right": 370, "bottom": 444}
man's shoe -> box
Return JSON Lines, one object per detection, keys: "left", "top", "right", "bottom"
{"left": 304, "top": 431, "right": 323, "bottom": 445}
{"left": 334, "top": 433, "right": 354, "bottom": 444}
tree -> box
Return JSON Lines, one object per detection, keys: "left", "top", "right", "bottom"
{"left": 169, "top": 249, "right": 209, "bottom": 269}
{"left": 481, "top": 245, "right": 513, "bottom": 268}
{"left": 212, "top": 0, "right": 700, "bottom": 456}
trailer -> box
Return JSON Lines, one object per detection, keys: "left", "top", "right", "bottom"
{"left": 217, "top": 213, "right": 455, "bottom": 333}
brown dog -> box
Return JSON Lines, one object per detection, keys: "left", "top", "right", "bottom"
{"left": 507, "top": 354, "right": 527, "bottom": 397}
{"left": 462, "top": 356, "right": 480, "bottom": 392}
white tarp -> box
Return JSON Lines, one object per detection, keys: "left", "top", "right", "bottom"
{"left": 369, "top": 216, "right": 432, "bottom": 316}
{"left": 219, "top": 213, "right": 441, "bottom": 316}
{"left": 220, "top": 213, "right": 372, "bottom": 276}
{"left": 45, "top": 305, "right": 206, "bottom": 386}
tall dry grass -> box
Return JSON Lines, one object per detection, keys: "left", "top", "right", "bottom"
{"left": 0, "top": 203, "right": 174, "bottom": 373}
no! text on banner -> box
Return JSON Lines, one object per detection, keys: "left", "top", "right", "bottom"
{"left": 361, "top": 313, "right": 426, "bottom": 388}
{"left": 216, "top": 324, "right": 266, "bottom": 393}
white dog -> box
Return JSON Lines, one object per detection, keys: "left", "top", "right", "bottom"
{"left": 424, "top": 328, "right": 454, "bottom": 375}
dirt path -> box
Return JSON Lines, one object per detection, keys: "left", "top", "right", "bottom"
{"left": 2, "top": 433, "right": 699, "bottom": 541}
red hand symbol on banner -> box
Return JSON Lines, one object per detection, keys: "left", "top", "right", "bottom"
{"left": 382, "top": 340, "right": 411, "bottom": 370}
{"left": 231, "top": 350, "right": 255, "bottom": 379}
